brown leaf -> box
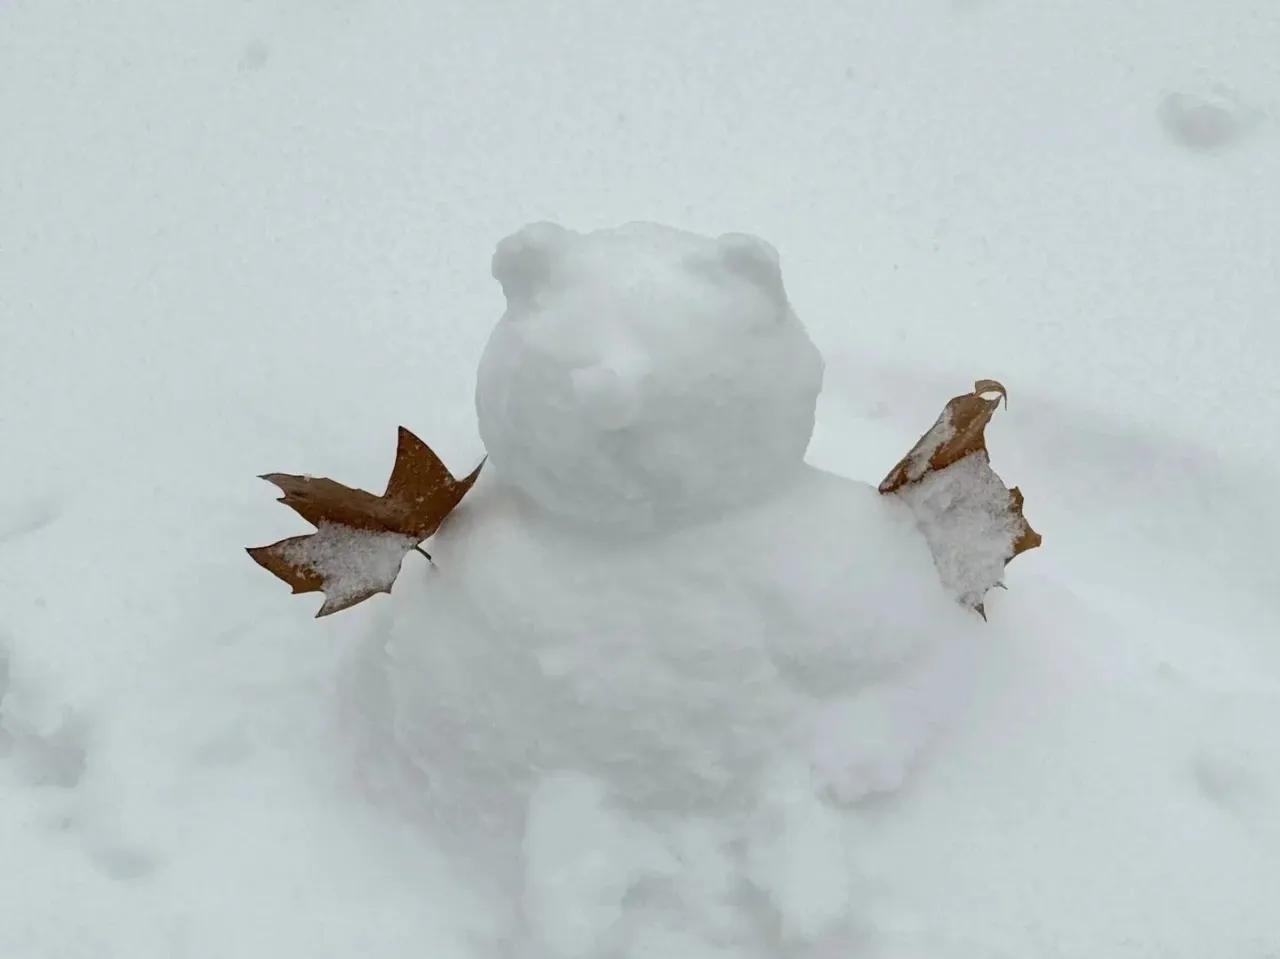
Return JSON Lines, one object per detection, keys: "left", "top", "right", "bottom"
{"left": 247, "top": 428, "right": 484, "bottom": 617}
{"left": 879, "top": 380, "right": 1041, "bottom": 615}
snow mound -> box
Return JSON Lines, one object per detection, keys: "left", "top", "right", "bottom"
{"left": 348, "top": 223, "right": 976, "bottom": 956}
{"left": 476, "top": 221, "right": 824, "bottom": 529}
{"left": 359, "top": 468, "right": 974, "bottom": 953}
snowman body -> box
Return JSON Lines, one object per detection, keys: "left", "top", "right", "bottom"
{"left": 361, "top": 223, "right": 974, "bottom": 956}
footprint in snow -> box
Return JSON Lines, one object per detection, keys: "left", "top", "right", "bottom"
{"left": 1158, "top": 86, "right": 1262, "bottom": 152}
{"left": 0, "top": 497, "right": 62, "bottom": 544}
{"left": 1190, "top": 752, "right": 1271, "bottom": 823}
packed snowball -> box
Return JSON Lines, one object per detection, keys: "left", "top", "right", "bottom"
{"left": 475, "top": 222, "right": 825, "bottom": 529}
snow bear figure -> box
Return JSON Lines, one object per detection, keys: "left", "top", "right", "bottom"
{"left": 477, "top": 221, "right": 824, "bottom": 529}
{"left": 359, "top": 223, "right": 976, "bottom": 958}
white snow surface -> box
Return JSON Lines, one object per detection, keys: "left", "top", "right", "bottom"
{"left": 3, "top": 1, "right": 1280, "bottom": 957}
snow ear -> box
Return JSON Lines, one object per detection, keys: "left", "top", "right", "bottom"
{"left": 716, "top": 233, "right": 787, "bottom": 307}
{"left": 492, "top": 222, "right": 571, "bottom": 308}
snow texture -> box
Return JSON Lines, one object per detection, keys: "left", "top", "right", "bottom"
{"left": 3, "top": 1, "right": 1280, "bottom": 957}
{"left": 477, "top": 222, "right": 824, "bottom": 529}
{"left": 905, "top": 407, "right": 956, "bottom": 482}
{"left": 342, "top": 222, "right": 976, "bottom": 954}
{"left": 278, "top": 523, "right": 418, "bottom": 613}
{"left": 897, "top": 452, "right": 1025, "bottom": 609}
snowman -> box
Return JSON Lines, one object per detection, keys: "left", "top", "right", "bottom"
{"left": 355, "top": 222, "right": 980, "bottom": 957}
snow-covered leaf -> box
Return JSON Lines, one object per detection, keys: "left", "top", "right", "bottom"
{"left": 247, "top": 427, "right": 484, "bottom": 616}
{"left": 879, "top": 380, "right": 1040, "bottom": 617}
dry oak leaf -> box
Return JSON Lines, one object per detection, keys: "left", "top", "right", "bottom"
{"left": 247, "top": 427, "right": 484, "bottom": 617}
{"left": 879, "top": 380, "right": 1041, "bottom": 618}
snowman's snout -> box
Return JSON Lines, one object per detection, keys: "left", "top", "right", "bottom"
{"left": 570, "top": 361, "right": 644, "bottom": 431}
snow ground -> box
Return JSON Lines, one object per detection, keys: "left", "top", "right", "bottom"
{"left": 2, "top": 0, "right": 1279, "bottom": 956}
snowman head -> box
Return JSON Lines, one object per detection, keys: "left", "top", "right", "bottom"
{"left": 476, "top": 222, "right": 824, "bottom": 529}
